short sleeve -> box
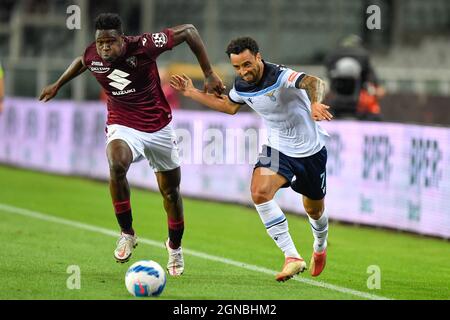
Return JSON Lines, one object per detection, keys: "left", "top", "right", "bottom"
{"left": 0, "top": 62, "right": 4, "bottom": 79}
{"left": 228, "top": 86, "right": 246, "bottom": 105}
{"left": 283, "top": 69, "right": 306, "bottom": 88}
{"left": 141, "top": 28, "right": 174, "bottom": 59}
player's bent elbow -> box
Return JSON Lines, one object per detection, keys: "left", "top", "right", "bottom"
{"left": 184, "top": 24, "right": 198, "bottom": 37}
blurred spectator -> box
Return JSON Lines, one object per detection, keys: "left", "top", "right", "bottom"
{"left": 159, "top": 67, "right": 180, "bottom": 110}
{"left": 0, "top": 61, "right": 4, "bottom": 113}
{"left": 324, "top": 35, "right": 385, "bottom": 121}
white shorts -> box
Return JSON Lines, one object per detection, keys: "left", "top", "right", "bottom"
{"left": 106, "top": 123, "right": 180, "bottom": 172}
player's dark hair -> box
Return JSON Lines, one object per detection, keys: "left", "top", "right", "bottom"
{"left": 94, "top": 13, "right": 123, "bottom": 34}
{"left": 226, "top": 37, "right": 259, "bottom": 57}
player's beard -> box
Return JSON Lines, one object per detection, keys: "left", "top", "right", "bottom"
{"left": 245, "top": 70, "right": 261, "bottom": 84}
{"left": 248, "top": 62, "right": 264, "bottom": 84}
{"left": 243, "top": 73, "right": 255, "bottom": 83}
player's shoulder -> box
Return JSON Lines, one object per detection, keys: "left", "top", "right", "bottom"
{"left": 126, "top": 31, "right": 172, "bottom": 54}
{"left": 234, "top": 61, "right": 288, "bottom": 93}
{"left": 123, "top": 35, "right": 148, "bottom": 54}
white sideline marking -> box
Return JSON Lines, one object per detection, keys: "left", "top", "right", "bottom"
{"left": 0, "top": 203, "right": 391, "bottom": 300}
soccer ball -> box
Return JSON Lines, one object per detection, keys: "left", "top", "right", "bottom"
{"left": 125, "top": 260, "right": 166, "bottom": 297}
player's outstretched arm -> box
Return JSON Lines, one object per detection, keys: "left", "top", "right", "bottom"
{"left": 39, "top": 56, "right": 87, "bottom": 102}
{"left": 297, "top": 75, "right": 333, "bottom": 121}
{"left": 170, "top": 74, "right": 240, "bottom": 115}
{"left": 170, "top": 24, "right": 225, "bottom": 96}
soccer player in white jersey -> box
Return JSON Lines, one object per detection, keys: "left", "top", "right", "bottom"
{"left": 170, "top": 37, "right": 333, "bottom": 282}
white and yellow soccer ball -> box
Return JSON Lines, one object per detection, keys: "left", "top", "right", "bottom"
{"left": 125, "top": 260, "right": 166, "bottom": 297}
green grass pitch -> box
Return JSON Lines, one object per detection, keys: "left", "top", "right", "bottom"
{"left": 0, "top": 165, "right": 449, "bottom": 300}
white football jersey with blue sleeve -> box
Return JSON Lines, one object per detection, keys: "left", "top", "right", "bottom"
{"left": 228, "top": 61, "right": 329, "bottom": 157}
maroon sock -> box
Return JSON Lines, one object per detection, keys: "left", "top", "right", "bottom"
{"left": 168, "top": 218, "right": 184, "bottom": 249}
{"left": 113, "top": 200, "right": 134, "bottom": 235}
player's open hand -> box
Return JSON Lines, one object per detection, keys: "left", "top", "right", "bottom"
{"left": 39, "top": 83, "right": 59, "bottom": 102}
{"left": 311, "top": 103, "right": 333, "bottom": 121}
{"left": 204, "top": 72, "right": 225, "bottom": 96}
{"left": 170, "top": 74, "right": 194, "bottom": 95}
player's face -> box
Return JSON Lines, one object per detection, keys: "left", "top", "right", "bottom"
{"left": 95, "top": 30, "right": 124, "bottom": 62}
{"left": 230, "top": 50, "right": 263, "bottom": 84}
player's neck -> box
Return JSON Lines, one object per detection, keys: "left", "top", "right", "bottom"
{"left": 255, "top": 61, "right": 265, "bottom": 84}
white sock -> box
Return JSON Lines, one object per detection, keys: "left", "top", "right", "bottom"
{"left": 254, "top": 200, "right": 300, "bottom": 259}
{"left": 308, "top": 209, "right": 328, "bottom": 253}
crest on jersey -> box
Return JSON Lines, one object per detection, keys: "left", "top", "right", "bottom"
{"left": 265, "top": 91, "right": 277, "bottom": 102}
{"left": 151, "top": 32, "right": 168, "bottom": 48}
{"left": 126, "top": 56, "right": 137, "bottom": 68}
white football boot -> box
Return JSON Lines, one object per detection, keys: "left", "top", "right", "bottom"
{"left": 114, "top": 232, "right": 137, "bottom": 263}
{"left": 165, "top": 239, "right": 184, "bottom": 276}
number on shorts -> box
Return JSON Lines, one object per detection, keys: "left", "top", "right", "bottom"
{"left": 320, "top": 171, "right": 326, "bottom": 194}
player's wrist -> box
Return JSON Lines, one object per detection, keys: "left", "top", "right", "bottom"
{"left": 54, "top": 81, "right": 62, "bottom": 91}
{"left": 203, "top": 69, "right": 213, "bottom": 77}
{"left": 183, "top": 87, "right": 196, "bottom": 98}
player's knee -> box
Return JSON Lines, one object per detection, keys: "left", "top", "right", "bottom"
{"left": 304, "top": 205, "right": 324, "bottom": 220}
{"left": 251, "top": 185, "right": 274, "bottom": 204}
{"left": 162, "top": 187, "right": 180, "bottom": 204}
{"left": 109, "top": 160, "right": 128, "bottom": 180}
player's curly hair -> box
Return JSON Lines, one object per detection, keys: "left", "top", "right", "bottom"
{"left": 226, "top": 37, "right": 259, "bottom": 57}
{"left": 94, "top": 13, "right": 123, "bottom": 34}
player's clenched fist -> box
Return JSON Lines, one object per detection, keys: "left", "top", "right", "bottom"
{"left": 204, "top": 71, "right": 225, "bottom": 96}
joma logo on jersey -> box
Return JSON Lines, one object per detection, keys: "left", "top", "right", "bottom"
{"left": 107, "top": 69, "right": 132, "bottom": 90}
{"left": 90, "top": 61, "right": 109, "bottom": 73}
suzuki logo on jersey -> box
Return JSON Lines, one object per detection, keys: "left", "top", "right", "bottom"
{"left": 107, "top": 69, "right": 132, "bottom": 90}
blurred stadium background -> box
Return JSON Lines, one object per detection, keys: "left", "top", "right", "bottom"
{"left": 0, "top": 0, "right": 449, "bottom": 300}
{"left": 1, "top": 0, "right": 450, "bottom": 123}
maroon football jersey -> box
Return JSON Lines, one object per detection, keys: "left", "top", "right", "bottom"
{"left": 83, "top": 29, "right": 174, "bottom": 133}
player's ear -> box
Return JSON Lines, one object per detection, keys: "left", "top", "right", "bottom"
{"left": 255, "top": 52, "right": 262, "bottom": 62}
{"left": 118, "top": 35, "right": 125, "bottom": 47}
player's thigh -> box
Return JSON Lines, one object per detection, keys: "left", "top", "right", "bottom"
{"left": 106, "top": 139, "right": 133, "bottom": 170}
{"left": 291, "top": 147, "right": 327, "bottom": 200}
{"left": 251, "top": 167, "right": 288, "bottom": 197}
{"left": 105, "top": 125, "right": 145, "bottom": 166}
{"left": 144, "top": 124, "right": 180, "bottom": 172}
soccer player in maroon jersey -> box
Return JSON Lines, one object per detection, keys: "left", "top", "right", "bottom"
{"left": 39, "top": 13, "right": 225, "bottom": 276}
